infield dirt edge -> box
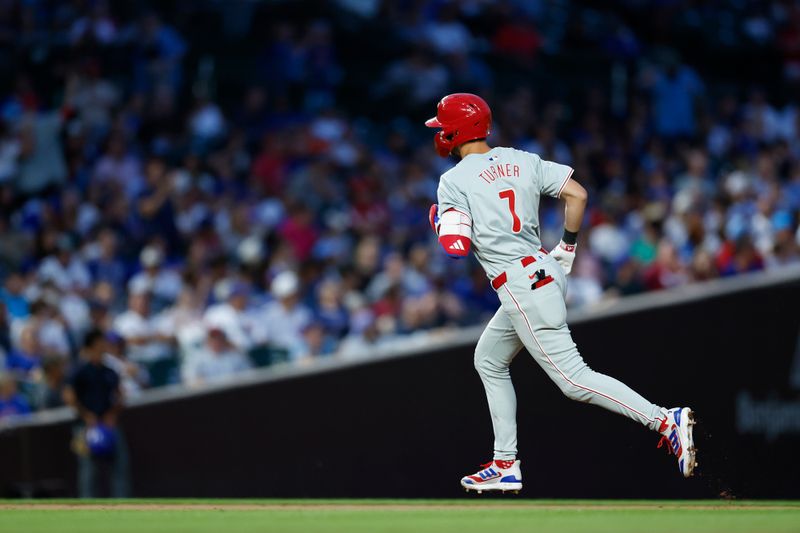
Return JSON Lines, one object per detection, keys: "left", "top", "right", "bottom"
{"left": 2, "top": 503, "right": 799, "bottom": 512}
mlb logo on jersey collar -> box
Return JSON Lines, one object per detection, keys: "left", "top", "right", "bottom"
{"left": 488, "top": 155, "right": 500, "bottom": 161}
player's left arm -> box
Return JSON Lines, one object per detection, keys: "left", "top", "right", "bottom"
{"left": 551, "top": 178, "right": 587, "bottom": 275}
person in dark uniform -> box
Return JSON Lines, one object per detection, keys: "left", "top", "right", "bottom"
{"left": 63, "top": 328, "right": 130, "bottom": 498}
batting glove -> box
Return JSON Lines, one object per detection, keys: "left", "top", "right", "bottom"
{"left": 550, "top": 241, "right": 577, "bottom": 275}
{"left": 429, "top": 203, "right": 440, "bottom": 235}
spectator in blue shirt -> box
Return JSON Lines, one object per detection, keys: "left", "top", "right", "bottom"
{"left": 6, "top": 326, "right": 43, "bottom": 379}
{"left": 648, "top": 59, "right": 704, "bottom": 138}
{"left": 0, "top": 373, "right": 31, "bottom": 419}
{"left": 0, "top": 272, "right": 29, "bottom": 320}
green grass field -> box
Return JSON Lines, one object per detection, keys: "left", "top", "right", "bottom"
{"left": 1, "top": 500, "right": 799, "bottom": 533}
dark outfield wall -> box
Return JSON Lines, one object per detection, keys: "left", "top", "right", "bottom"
{"left": 2, "top": 277, "right": 800, "bottom": 498}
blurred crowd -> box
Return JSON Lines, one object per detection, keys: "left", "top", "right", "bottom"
{"left": 1, "top": 0, "right": 800, "bottom": 419}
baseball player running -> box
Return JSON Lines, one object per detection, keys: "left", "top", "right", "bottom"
{"left": 425, "top": 93, "right": 697, "bottom": 494}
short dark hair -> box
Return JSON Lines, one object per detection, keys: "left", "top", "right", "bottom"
{"left": 83, "top": 328, "right": 106, "bottom": 350}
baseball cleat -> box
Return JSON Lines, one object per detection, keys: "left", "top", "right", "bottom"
{"left": 460, "top": 459, "right": 522, "bottom": 493}
{"left": 657, "top": 407, "right": 697, "bottom": 477}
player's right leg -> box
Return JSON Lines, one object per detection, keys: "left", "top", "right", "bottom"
{"left": 463, "top": 308, "right": 525, "bottom": 492}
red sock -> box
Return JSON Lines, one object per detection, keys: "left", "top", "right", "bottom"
{"left": 494, "top": 459, "right": 516, "bottom": 469}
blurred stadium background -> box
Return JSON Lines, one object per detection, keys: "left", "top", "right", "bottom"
{"left": 0, "top": 0, "right": 799, "bottom": 501}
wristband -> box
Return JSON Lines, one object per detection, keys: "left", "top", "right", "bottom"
{"left": 562, "top": 229, "right": 578, "bottom": 245}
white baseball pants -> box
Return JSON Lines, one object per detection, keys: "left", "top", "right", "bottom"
{"left": 475, "top": 251, "right": 665, "bottom": 460}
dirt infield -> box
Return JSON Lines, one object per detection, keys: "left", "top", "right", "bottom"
{"left": 1, "top": 503, "right": 799, "bottom": 512}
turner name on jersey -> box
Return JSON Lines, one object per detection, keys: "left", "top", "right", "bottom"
{"left": 479, "top": 162, "right": 521, "bottom": 184}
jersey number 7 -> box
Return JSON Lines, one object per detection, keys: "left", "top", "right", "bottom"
{"left": 499, "top": 189, "right": 521, "bottom": 233}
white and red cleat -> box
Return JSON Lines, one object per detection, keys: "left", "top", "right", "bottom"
{"left": 657, "top": 407, "right": 698, "bottom": 477}
{"left": 460, "top": 459, "right": 522, "bottom": 493}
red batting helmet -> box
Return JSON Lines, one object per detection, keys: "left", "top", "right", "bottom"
{"left": 425, "top": 93, "right": 492, "bottom": 157}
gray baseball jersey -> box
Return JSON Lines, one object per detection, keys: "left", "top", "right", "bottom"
{"left": 436, "top": 146, "right": 665, "bottom": 461}
{"left": 436, "top": 146, "right": 573, "bottom": 278}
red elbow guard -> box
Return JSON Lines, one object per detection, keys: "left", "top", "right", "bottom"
{"left": 439, "top": 234, "right": 471, "bottom": 257}
{"left": 437, "top": 208, "right": 472, "bottom": 258}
